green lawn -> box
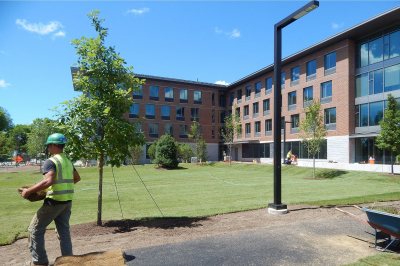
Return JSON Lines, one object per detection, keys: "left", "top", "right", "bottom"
{"left": 1, "top": 162, "right": 399, "bottom": 245}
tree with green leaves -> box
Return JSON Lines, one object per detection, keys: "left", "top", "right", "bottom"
{"left": 177, "top": 143, "right": 194, "bottom": 163}
{"left": 153, "top": 134, "right": 179, "bottom": 169}
{"left": 196, "top": 138, "right": 207, "bottom": 163}
{"left": 147, "top": 141, "right": 157, "bottom": 161}
{"left": 57, "top": 10, "right": 144, "bottom": 225}
{"left": 27, "top": 118, "right": 57, "bottom": 160}
{"left": 221, "top": 108, "right": 241, "bottom": 165}
{"left": 0, "top": 106, "right": 13, "bottom": 132}
{"left": 376, "top": 94, "right": 400, "bottom": 174}
{"left": 189, "top": 121, "right": 207, "bottom": 162}
{"left": 8, "top": 124, "right": 31, "bottom": 154}
{"left": 129, "top": 144, "right": 143, "bottom": 165}
{"left": 299, "top": 100, "right": 327, "bottom": 178}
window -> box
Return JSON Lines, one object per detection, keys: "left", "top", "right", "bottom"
{"left": 288, "top": 91, "right": 297, "bottom": 109}
{"left": 303, "top": 86, "right": 313, "bottom": 105}
{"left": 265, "top": 119, "right": 272, "bottom": 134}
{"left": 324, "top": 52, "right": 336, "bottom": 75}
{"left": 369, "top": 37, "right": 383, "bottom": 64}
{"left": 384, "top": 64, "right": 400, "bottom": 92}
{"left": 359, "top": 42, "right": 369, "bottom": 67}
{"left": 176, "top": 106, "right": 185, "bottom": 121}
{"left": 245, "top": 123, "right": 251, "bottom": 138}
{"left": 388, "top": 30, "right": 400, "bottom": 59}
{"left": 263, "top": 99, "right": 270, "bottom": 115}
{"left": 191, "top": 108, "right": 200, "bottom": 122}
{"left": 254, "top": 121, "right": 261, "bottom": 136}
{"left": 281, "top": 72, "right": 286, "bottom": 89}
{"left": 291, "top": 66, "right": 300, "bottom": 85}
{"left": 212, "top": 93, "right": 215, "bottom": 106}
{"left": 220, "top": 111, "right": 226, "bottom": 124}
{"left": 133, "top": 85, "right": 143, "bottom": 99}
{"left": 252, "top": 102, "right": 259, "bottom": 118}
{"left": 149, "top": 123, "right": 159, "bottom": 138}
{"left": 145, "top": 104, "right": 155, "bottom": 119}
{"left": 180, "top": 89, "right": 188, "bottom": 103}
{"left": 244, "top": 105, "right": 249, "bottom": 119}
{"left": 324, "top": 108, "right": 336, "bottom": 130}
{"left": 321, "top": 81, "right": 332, "bottom": 102}
{"left": 265, "top": 77, "right": 273, "bottom": 94}
{"left": 129, "top": 103, "right": 139, "bottom": 118}
{"left": 306, "top": 60, "right": 317, "bottom": 81}
{"left": 194, "top": 90, "right": 202, "bottom": 104}
{"left": 165, "top": 123, "right": 173, "bottom": 136}
{"left": 150, "top": 85, "right": 159, "bottom": 100}
{"left": 369, "top": 69, "right": 384, "bottom": 95}
{"left": 235, "top": 107, "right": 240, "bottom": 117}
{"left": 242, "top": 143, "right": 271, "bottom": 158}
{"left": 356, "top": 73, "right": 369, "bottom": 97}
{"left": 291, "top": 114, "right": 300, "bottom": 130}
{"left": 179, "top": 125, "right": 188, "bottom": 138}
{"left": 369, "top": 101, "right": 383, "bottom": 126}
{"left": 255, "top": 82, "right": 262, "bottom": 97}
{"left": 245, "top": 85, "right": 252, "bottom": 100}
{"left": 212, "top": 109, "right": 215, "bottom": 123}
{"left": 164, "top": 87, "right": 174, "bottom": 102}
{"left": 161, "top": 105, "right": 170, "bottom": 120}
{"left": 219, "top": 94, "right": 226, "bottom": 107}
{"left": 237, "top": 89, "right": 242, "bottom": 103}
{"left": 229, "top": 92, "right": 234, "bottom": 106}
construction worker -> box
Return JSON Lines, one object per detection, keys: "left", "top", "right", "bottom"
{"left": 21, "top": 133, "right": 81, "bottom": 266}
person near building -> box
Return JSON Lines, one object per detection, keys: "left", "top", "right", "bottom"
{"left": 21, "top": 133, "right": 81, "bottom": 266}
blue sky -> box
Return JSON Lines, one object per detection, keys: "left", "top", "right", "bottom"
{"left": 0, "top": 0, "right": 399, "bottom": 125}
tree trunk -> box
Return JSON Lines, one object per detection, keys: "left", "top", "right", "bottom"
{"left": 97, "top": 153, "right": 104, "bottom": 226}
{"left": 313, "top": 155, "right": 316, "bottom": 179}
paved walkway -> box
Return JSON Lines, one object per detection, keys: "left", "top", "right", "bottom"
{"left": 125, "top": 210, "right": 378, "bottom": 266}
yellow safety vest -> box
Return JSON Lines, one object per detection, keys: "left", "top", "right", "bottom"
{"left": 46, "top": 153, "right": 74, "bottom": 201}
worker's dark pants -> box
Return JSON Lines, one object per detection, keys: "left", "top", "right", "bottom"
{"left": 28, "top": 201, "right": 72, "bottom": 265}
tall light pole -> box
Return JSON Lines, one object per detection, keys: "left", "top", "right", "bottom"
{"left": 268, "top": 0, "right": 319, "bottom": 214}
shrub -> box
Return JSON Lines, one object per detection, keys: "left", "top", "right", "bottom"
{"left": 147, "top": 141, "right": 157, "bottom": 161}
{"left": 153, "top": 134, "right": 179, "bottom": 169}
{"left": 177, "top": 143, "right": 194, "bottom": 163}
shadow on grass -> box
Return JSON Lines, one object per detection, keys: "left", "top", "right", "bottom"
{"left": 103, "top": 216, "right": 209, "bottom": 233}
{"left": 314, "top": 169, "right": 348, "bottom": 179}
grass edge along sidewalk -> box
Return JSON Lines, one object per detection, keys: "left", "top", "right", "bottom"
{"left": 1, "top": 162, "right": 399, "bottom": 246}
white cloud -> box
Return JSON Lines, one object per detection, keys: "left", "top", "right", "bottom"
{"left": 0, "top": 79, "right": 11, "bottom": 88}
{"left": 215, "top": 80, "right": 230, "bottom": 86}
{"left": 127, "top": 8, "right": 150, "bottom": 15}
{"left": 215, "top": 27, "right": 241, "bottom": 39}
{"left": 331, "top": 22, "right": 344, "bottom": 30}
{"left": 16, "top": 19, "right": 65, "bottom": 37}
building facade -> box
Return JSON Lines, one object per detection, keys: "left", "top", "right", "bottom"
{"left": 129, "top": 8, "right": 400, "bottom": 165}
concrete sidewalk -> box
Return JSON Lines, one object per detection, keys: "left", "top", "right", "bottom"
{"left": 125, "top": 212, "right": 377, "bottom": 266}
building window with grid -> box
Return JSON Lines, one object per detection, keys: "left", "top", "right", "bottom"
{"left": 237, "top": 89, "right": 242, "bottom": 103}
{"left": 306, "top": 60, "right": 316, "bottom": 81}
{"left": 324, "top": 107, "right": 336, "bottom": 130}
{"left": 303, "top": 86, "right": 313, "bottom": 107}
{"left": 133, "top": 85, "right": 143, "bottom": 99}
{"left": 229, "top": 92, "right": 234, "bottom": 106}
{"left": 145, "top": 104, "right": 155, "bottom": 119}
{"left": 291, "top": 66, "right": 300, "bottom": 86}
{"left": 179, "top": 125, "right": 188, "bottom": 138}
{"left": 281, "top": 72, "right": 286, "bottom": 90}
{"left": 265, "top": 119, "right": 272, "bottom": 135}
{"left": 161, "top": 105, "right": 170, "bottom": 120}
{"left": 235, "top": 107, "right": 240, "bottom": 118}
{"left": 288, "top": 91, "right": 297, "bottom": 110}
{"left": 255, "top": 82, "right": 262, "bottom": 98}
{"left": 254, "top": 121, "right": 261, "bottom": 137}
{"left": 291, "top": 114, "right": 300, "bottom": 133}
{"left": 180, "top": 89, "right": 188, "bottom": 103}
{"left": 191, "top": 108, "right": 200, "bottom": 122}
{"left": 194, "top": 90, "right": 202, "bottom": 104}
{"left": 263, "top": 99, "right": 270, "bottom": 116}
{"left": 245, "top": 85, "right": 252, "bottom": 100}
{"left": 245, "top": 123, "right": 251, "bottom": 138}
{"left": 324, "top": 51, "right": 336, "bottom": 76}
{"left": 129, "top": 103, "right": 139, "bottom": 118}
{"left": 355, "top": 69, "right": 384, "bottom": 97}
{"left": 164, "top": 123, "right": 173, "bottom": 136}
{"left": 150, "top": 85, "right": 159, "bottom": 100}
{"left": 164, "top": 87, "right": 174, "bottom": 102}
{"left": 244, "top": 105, "right": 249, "bottom": 120}
{"left": 176, "top": 106, "right": 185, "bottom": 121}
{"left": 252, "top": 102, "right": 259, "bottom": 118}
{"left": 149, "top": 123, "right": 159, "bottom": 138}
{"left": 385, "top": 64, "right": 400, "bottom": 92}
{"left": 321, "top": 81, "right": 332, "bottom": 103}
{"left": 265, "top": 77, "right": 273, "bottom": 95}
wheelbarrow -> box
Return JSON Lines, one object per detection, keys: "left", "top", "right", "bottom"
{"left": 335, "top": 206, "right": 400, "bottom": 251}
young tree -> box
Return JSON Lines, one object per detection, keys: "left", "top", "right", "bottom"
{"left": 129, "top": 144, "right": 143, "bottom": 165}
{"left": 27, "top": 118, "right": 57, "bottom": 161}
{"left": 189, "top": 121, "right": 207, "bottom": 162}
{"left": 299, "top": 100, "right": 327, "bottom": 178}
{"left": 147, "top": 141, "right": 157, "bottom": 161}
{"left": 196, "top": 138, "right": 208, "bottom": 163}
{"left": 177, "top": 143, "right": 194, "bottom": 163}
{"left": 376, "top": 94, "right": 400, "bottom": 174}
{"left": 57, "top": 10, "right": 144, "bottom": 225}
{"left": 221, "top": 108, "right": 241, "bottom": 165}
{"left": 153, "top": 134, "right": 179, "bottom": 169}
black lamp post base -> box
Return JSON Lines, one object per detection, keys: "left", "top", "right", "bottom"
{"left": 268, "top": 203, "right": 287, "bottom": 210}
